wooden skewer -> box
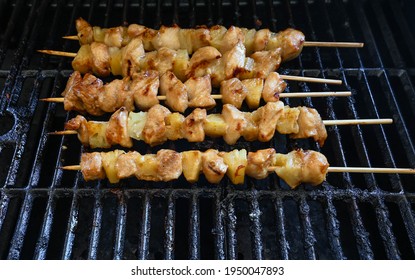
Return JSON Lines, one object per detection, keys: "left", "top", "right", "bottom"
{"left": 322, "top": 118, "right": 393, "bottom": 125}
{"left": 280, "top": 75, "right": 342, "bottom": 85}
{"left": 40, "top": 91, "right": 351, "bottom": 103}
{"left": 37, "top": 49, "right": 77, "bottom": 58}
{"left": 303, "top": 41, "right": 364, "bottom": 48}
{"left": 65, "top": 165, "right": 413, "bottom": 174}
{"left": 62, "top": 35, "right": 364, "bottom": 48}
{"left": 49, "top": 118, "right": 393, "bottom": 136}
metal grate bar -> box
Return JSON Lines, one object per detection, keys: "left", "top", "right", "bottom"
{"left": 216, "top": 0, "right": 223, "bottom": 25}
{"left": 33, "top": 194, "right": 56, "bottom": 260}
{"left": 122, "top": 0, "right": 130, "bottom": 23}
{"left": 189, "top": 193, "right": 200, "bottom": 259}
{"left": 172, "top": 0, "right": 179, "bottom": 24}
{"left": 61, "top": 193, "right": 79, "bottom": 260}
{"left": 138, "top": 0, "right": 145, "bottom": 25}
{"left": 138, "top": 193, "right": 151, "bottom": 259}
{"left": 266, "top": 0, "right": 277, "bottom": 31}
{"left": 104, "top": 0, "right": 114, "bottom": 27}
{"left": 370, "top": 1, "right": 404, "bottom": 68}
{"left": 164, "top": 192, "right": 175, "bottom": 260}
{"left": 372, "top": 200, "right": 400, "bottom": 259}
{"left": 7, "top": 193, "right": 34, "bottom": 259}
{"left": 214, "top": 193, "right": 226, "bottom": 259}
{"left": 387, "top": 0, "right": 415, "bottom": 64}
{"left": 155, "top": 0, "right": 162, "bottom": 28}
{"left": 249, "top": 194, "right": 263, "bottom": 260}
{"left": 188, "top": 0, "right": 196, "bottom": 27}
{"left": 113, "top": 191, "right": 127, "bottom": 260}
{"left": 87, "top": 187, "right": 104, "bottom": 260}
{"left": 0, "top": 195, "right": 10, "bottom": 234}
{"left": 348, "top": 198, "right": 373, "bottom": 259}
{"left": 225, "top": 198, "right": 237, "bottom": 259}
{"left": 323, "top": 195, "right": 345, "bottom": 259}
{"left": 298, "top": 197, "right": 316, "bottom": 259}
{"left": 274, "top": 197, "right": 288, "bottom": 259}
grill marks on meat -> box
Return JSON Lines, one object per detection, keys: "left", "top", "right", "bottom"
{"left": 79, "top": 148, "right": 329, "bottom": 188}
{"left": 66, "top": 102, "right": 328, "bottom": 147}
{"left": 61, "top": 70, "right": 287, "bottom": 115}
{"left": 75, "top": 18, "right": 305, "bottom": 60}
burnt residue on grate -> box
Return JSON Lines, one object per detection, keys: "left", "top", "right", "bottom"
{"left": 0, "top": 0, "right": 415, "bottom": 260}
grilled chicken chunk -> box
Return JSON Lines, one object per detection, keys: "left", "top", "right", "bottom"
{"left": 184, "top": 75, "right": 215, "bottom": 108}
{"left": 90, "top": 42, "right": 111, "bottom": 76}
{"left": 262, "top": 72, "right": 287, "bottom": 102}
{"left": 160, "top": 71, "right": 188, "bottom": 113}
{"left": 245, "top": 148, "right": 276, "bottom": 179}
{"left": 182, "top": 108, "right": 207, "bottom": 142}
{"left": 273, "top": 149, "right": 329, "bottom": 188}
{"left": 98, "top": 78, "right": 134, "bottom": 113}
{"left": 202, "top": 149, "right": 228, "bottom": 184}
{"left": 220, "top": 78, "right": 248, "bottom": 108}
{"left": 290, "top": 107, "right": 327, "bottom": 146}
{"left": 142, "top": 104, "right": 171, "bottom": 146}
{"left": 156, "top": 149, "right": 183, "bottom": 181}
{"left": 130, "top": 70, "right": 160, "bottom": 111}
{"left": 80, "top": 152, "right": 106, "bottom": 181}
{"left": 115, "top": 151, "right": 140, "bottom": 179}
{"left": 222, "top": 104, "right": 247, "bottom": 145}
{"left": 106, "top": 107, "right": 133, "bottom": 148}
{"left": 186, "top": 46, "right": 222, "bottom": 78}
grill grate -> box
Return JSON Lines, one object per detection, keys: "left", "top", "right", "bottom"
{"left": 0, "top": 0, "right": 415, "bottom": 260}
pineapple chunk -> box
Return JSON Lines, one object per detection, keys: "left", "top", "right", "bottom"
{"left": 86, "top": 121, "right": 110, "bottom": 149}
{"left": 165, "top": 113, "right": 185, "bottom": 140}
{"left": 178, "top": 29, "right": 193, "bottom": 54}
{"left": 108, "top": 47, "right": 123, "bottom": 76}
{"left": 203, "top": 114, "right": 227, "bottom": 138}
{"left": 173, "top": 49, "right": 190, "bottom": 81}
{"left": 72, "top": 44, "right": 92, "bottom": 74}
{"left": 135, "top": 154, "right": 159, "bottom": 181}
{"left": 209, "top": 26, "right": 227, "bottom": 51}
{"left": 93, "top": 26, "right": 105, "bottom": 42}
{"left": 181, "top": 151, "right": 202, "bottom": 183}
{"left": 101, "top": 150, "right": 125, "bottom": 184}
{"left": 242, "top": 78, "right": 264, "bottom": 109}
{"left": 221, "top": 149, "right": 247, "bottom": 185}
{"left": 127, "top": 111, "right": 148, "bottom": 141}
{"left": 244, "top": 29, "right": 256, "bottom": 55}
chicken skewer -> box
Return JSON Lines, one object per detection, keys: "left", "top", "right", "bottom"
{"left": 52, "top": 102, "right": 392, "bottom": 148}
{"left": 60, "top": 148, "right": 414, "bottom": 188}
{"left": 39, "top": 31, "right": 345, "bottom": 86}
{"left": 40, "top": 70, "right": 349, "bottom": 115}
{"left": 67, "top": 18, "right": 363, "bottom": 57}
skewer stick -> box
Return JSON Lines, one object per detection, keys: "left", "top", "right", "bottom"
{"left": 303, "top": 41, "right": 364, "bottom": 48}
{"left": 49, "top": 118, "right": 393, "bottom": 136}
{"left": 64, "top": 165, "right": 413, "bottom": 174}
{"left": 37, "top": 50, "right": 77, "bottom": 58}
{"left": 279, "top": 75, "right": 342, "bottom": 85}
{"left": 327, "top": 167, "right": 415, "bottom": 174}
{"left": 40, "top": 91, "right": 352, "bottom": 103}
{"left": 62, "top": 35, "right": 364, "bottom": 49}
{"left": 322, "top": 118, "right": 393, "bottom": 126}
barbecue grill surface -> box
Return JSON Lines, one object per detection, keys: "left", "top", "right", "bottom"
{"left": 0, "top": 0, "right": 414, "bottom": 260}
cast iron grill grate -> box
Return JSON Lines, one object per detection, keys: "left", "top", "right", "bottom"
{"left": 0, "top": 0, "right": 414, "bottom": 260}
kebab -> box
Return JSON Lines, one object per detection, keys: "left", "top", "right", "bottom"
{"left": 61, "top": 148, "right": 415, "bottom": 188}
{"left": 68, "top": 18, "right": 363, "bottom": 58}
{"left": 53, "top": 102, "right": 392, "bottom": 148}
{"left": 41, "top": 70, "right": 350, "bottom": 115}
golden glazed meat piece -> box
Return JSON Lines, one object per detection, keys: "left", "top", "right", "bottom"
{"left": 273, "top": 149, "right": 329, "bottom": 188}
{"left": 141, "top": 104, "right": 170, "bottom": 146}
{"left": 63, "top": 101, "right": 328, "bottom": 147}
{"left": 130, "top": 70, "right": 160, "bottom": 111}
{"left": 245, "top": 148, "right": 277, "bottom": 179}
{"left": 160, "top": 71, "right": 188, "bottom": 113}
{"left": 290, "top": 107, "right": 327, "bottom": 146}
{"left": 74, "top": 18, "right": 305, "bottom": 61}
